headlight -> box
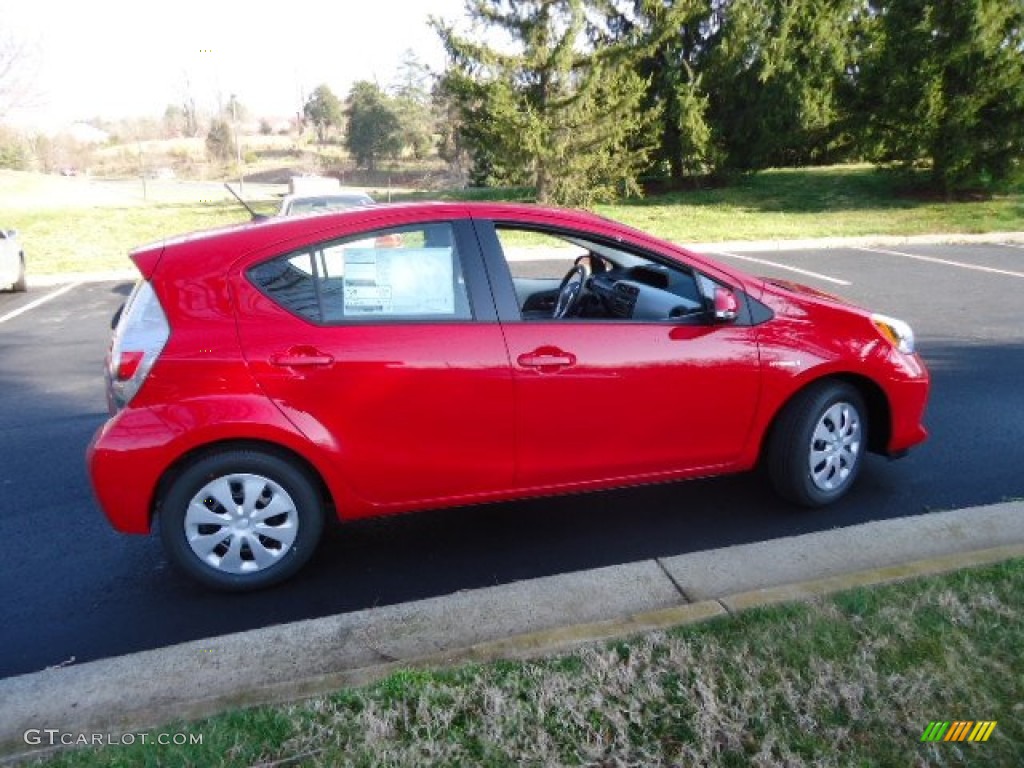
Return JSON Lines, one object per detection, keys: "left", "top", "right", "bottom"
{"left": 872, "top": 313, "right": 915, "bottom": 355}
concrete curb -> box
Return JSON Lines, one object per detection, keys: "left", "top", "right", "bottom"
{"left": 1, "top": 500, "right": 1022, "bottom": 760}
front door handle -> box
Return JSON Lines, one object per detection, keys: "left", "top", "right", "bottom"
{"left": 270, "top": 346, "right": 334, "bottom": 368}
{"left": 517, "top": 347, "right": 576, "bottom": 372}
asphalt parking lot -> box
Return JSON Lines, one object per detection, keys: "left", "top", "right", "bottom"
{"left": 0, "top": 241, "right": 1022, "bottom": 679}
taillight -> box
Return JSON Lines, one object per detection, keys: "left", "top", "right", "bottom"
{"left": 107, "top": 280, "right": 169, "bottom": 412}
{"left": 114, "top": 350, "right": 145, "bottom": 381}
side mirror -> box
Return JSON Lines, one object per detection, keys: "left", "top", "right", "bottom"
{"left": 3, "top": 229, "right": 15, "bottom": 238}
{"left": 713, "top": 287, "right": 739, "bottom": 322}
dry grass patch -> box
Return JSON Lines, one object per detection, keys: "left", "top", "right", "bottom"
{"left": 27, "top": 558, "right": 1023, "bottom": 768}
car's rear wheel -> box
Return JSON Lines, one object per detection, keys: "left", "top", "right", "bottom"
{"left": 159, "top": 450, "right": 324, "bottom": 591}
{"left": 13, "top": 255, "right": 27, "bottom": 292}
{"left": 767, "top": 381, "right": 867, "bottom": 507}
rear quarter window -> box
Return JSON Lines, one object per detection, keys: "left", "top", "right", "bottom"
{"left": 247, "top": 222, "right": 472, "bottom": 323}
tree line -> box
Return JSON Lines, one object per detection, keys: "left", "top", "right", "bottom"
{"left": 4, "top": 1, "right": 1021, "bottom": 203}
{"left": 427, "top": 0, "right": 1023, "bottom": 205}
{"left": 300, "top": 51, "right": 435, "bottom": 174}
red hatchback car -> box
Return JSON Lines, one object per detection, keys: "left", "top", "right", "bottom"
{"left": 88, "top": 203, "right": 929, "bottom": 590}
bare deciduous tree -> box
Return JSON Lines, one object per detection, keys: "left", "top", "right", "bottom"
{"left": 0, "top": 32, "right": 41, "bottom": 117}
{"left": 180, "top": 71, "right": 201, "bottom": 138}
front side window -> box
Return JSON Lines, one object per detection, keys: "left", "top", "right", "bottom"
{"left": 493, "top": 224, "right": 715, "bottom": 323}
{"left": 249, "top": 222, "right": 472, "bottom": 323}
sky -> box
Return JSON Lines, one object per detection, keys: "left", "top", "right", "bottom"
{"left": 1, "top": 0, "right": 473, "bottom": 130}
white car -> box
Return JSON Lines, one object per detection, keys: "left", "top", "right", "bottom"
{"left": 278, "top": 192, "right": 375, "bottom": 217}
{"left": 0, "top": 228, "right": 26, "bottom": 292}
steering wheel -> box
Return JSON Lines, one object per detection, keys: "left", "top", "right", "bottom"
{"left": 553, "top": 261, "right": 591, "bottom": 319}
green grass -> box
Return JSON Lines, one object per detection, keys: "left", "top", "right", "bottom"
{"left": 4, "top": 203, "right": 257, "bottom": 274}
{"left": 0, "top": 171, "right": 281, "bottom": 274}
{"left": 601, "top": 166, "right": 1024, "bottom": 241}
{"left": 3, "top": 165, "right": 1023, "bottom": 275}
{"left": 24, "top": 558, "right": 1023, "bottom": 767}
{"left": 407, "top": 165, "right": 1024, "bottom": 242}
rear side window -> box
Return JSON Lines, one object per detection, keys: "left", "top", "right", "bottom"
{"left": 248, "top": 222, "right": 472, "bottom": 323}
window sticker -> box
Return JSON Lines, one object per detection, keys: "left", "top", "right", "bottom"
{"left": 320, "top": 244, "right": 348, "bottom": 278}
{"left": 342, "top": 247, "right": 456, "bottom": 316}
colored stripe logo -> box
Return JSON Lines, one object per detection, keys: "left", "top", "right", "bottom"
{"left": 921, "top": 721, "right": 997, "bottom": 742}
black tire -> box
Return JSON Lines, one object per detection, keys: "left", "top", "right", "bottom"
{"left": 766, "top": 381, "right": 867, "bottom": 507}
{"left": 159, "top": 450, "right": 325, "bottom": 591}
{"left": 11, "top": 255, "right": 27, "bottom": 292}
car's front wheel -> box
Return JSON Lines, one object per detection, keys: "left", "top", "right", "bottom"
{"left": 159, "top": 450, "right": 325, "bottom": 590}
{"left": 767, "top": 381, "right": 867, "bottom": 507}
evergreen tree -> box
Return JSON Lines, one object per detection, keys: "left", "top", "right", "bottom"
{"left": 433, "top": 0, "right": 657, "bottom": 206}
{"left": 345, "top": 81, "right": 403, "bottom": 171}
{"left": 391, "top": 51, "right": 437, "bottom": 160}
{"left": 608, "top": 0, "right": 719, "bottom": 182}
{"left": 701, "top": 0, "right": 864, "bottom": 172}
{"left": 205, "top": 119, "right": 234, "bottom": 163}
{"left": 303, "top": 84, "right": 343, "bottom": 145}
{"left": 435, "top": 69, "right": 535, "bottom": 187}
{"left": 162, "top": 104, "right": 186, "bottom": 138}
{"left": 607, "top": 0, "right": 863, "bottom": 180}
{"left": 860, "top": 0, "right": 1024, "bottom": 195}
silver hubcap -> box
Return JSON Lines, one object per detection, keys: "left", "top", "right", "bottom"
{"left": 184, "top": 473, "right": 299, "bottom": 574}
{"left": 809, "top": 402, "right": 862, "bottom": 492}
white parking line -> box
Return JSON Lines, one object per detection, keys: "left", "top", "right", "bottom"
{"left": 857, "top": 246, "right": 1024, "bottom": 278}
{"left": 710, "top": 251, "right": 852, "bottom": 286}
{"left": 0, "top": 282, "right": 81, "bottom": 325}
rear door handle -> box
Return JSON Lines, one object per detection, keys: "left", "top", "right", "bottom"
{"left": 517, "top": 348, "right": 576, "bottom": 371}
{"left": 270, "top": 347, "right": 334, "bottom": 368}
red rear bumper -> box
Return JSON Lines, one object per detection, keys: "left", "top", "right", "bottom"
{"left": 87, "top": 407, "right": 179, "bottom": 534}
